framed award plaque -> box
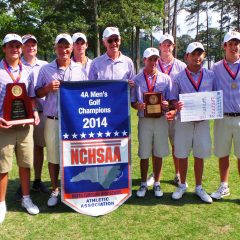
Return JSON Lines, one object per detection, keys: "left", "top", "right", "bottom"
{"left": 143, "top": 92, "right": 162, "bottom": 118}
{"left": 3, "top": 83, "right": 34, "bottom": 125}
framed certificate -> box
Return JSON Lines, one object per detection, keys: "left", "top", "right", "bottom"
{"left": 143, "top": 92, "right": 162, "bottom": 118}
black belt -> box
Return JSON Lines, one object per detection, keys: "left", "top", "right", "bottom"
{"left": 224, "top": 113, "right": 240, "bottom": 117}
{"left": 47, "top": 116, "right": 58, "bottom": 120}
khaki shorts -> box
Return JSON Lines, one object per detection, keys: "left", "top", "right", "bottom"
{"left": 33, "top": 112, "right": 46, "bottom": 147}
{"left": 44, "top": 118, "right": 59, "bottom": 164}
{"left": 0, "top": 125, "right": 33, "bottom": 173}
{"left": 214, "top": 117, "right": 240, "bottom": 158}
{"left": 168, "top": 120, "right": 175, "bottom": 146}
{"left": 138, "top": 117, "right": 169, "bottom": 159}
{"left": 174, "top": 120, "right": 211, "bottom": 159}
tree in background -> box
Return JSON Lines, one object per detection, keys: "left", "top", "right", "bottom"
{"left": 0, "top": 0, "right": 239, "bottom": 67}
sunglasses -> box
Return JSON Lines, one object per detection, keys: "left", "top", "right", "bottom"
{"left": 107, "top": 38, "right": 119, "bottom": 44}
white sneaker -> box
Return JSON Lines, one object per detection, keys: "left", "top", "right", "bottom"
{"left": 21, "top": 198, "right": 39, "bottom": 215}
{"left": 147, "top": 173, "right": 154, "bottom": 187}
{"left": 195, "top": 188, "right": 213, "bottom": 203}
{"left": 136, "top": 185, "right": 147, "bottom": 198}
{"left": 48, "top": 191, "right": 59, "bottom": 207}
{"left": 211, "top": 185, "right": 230, "bottom": 200}
{"left": 0, "top": 204, "right": 7, "bottom": 224}
{"left": 172, "top": 186, "right": 187, "bottom": 200}
{"left": 153, "top": 185, "right": 163, "bottom": 198}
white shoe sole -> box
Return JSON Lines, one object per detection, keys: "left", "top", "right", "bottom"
{"left": 211, "top": 192, "right": 230, "bottom": 200}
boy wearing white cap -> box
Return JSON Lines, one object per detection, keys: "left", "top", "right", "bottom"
{"left": 131, "top": 47, "right": 172, "bottom": 198}
{"left": 89, "top": 27, "right": 134, "bottom": 85}
{"left": 147, "top": 33, "right": 186, "bottom": 187}
{"left": 0, "top": 34, "right": 40, "bottom": 223}
{"left": 211, "top": 31, "right": 240, "bottom": 200}
{"left": 170, "top": 42, "right": 215, "bottom": 203}
{"left": 35, "top": 33, "right": 87, "bottom": 207}
{"left": 72, "top": 32, "right": 92, "bottom": 78}
{"left": 14, "top": 35, "right": 49, "bottom": 200}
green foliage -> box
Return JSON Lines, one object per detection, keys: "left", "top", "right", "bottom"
{"left": 198, "top": 27, "right": 225, "bottom": 62}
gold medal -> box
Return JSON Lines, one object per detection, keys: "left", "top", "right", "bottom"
{"left": 231, "top": 82, "right": 237, "bottom": 89}
{"left": 11, "top": 85, "right": 23, "bottom": 97}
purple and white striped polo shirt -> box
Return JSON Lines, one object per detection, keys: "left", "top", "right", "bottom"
{"left": 212, "top": 59, "right": 240, "bottom": 113}
{"left": 35, "top": 60, "right": 87, "bottom": 117}
{"left": 88, "top": 52, "right": 135, "bottom": 80}
{"left": 157, "top": 58, "right": 186, "bottom": 80}
{"left": 22, "top": 57, "right": 48, "bottom": 111}
{"left": 0, "top": 59, "right": 34, "bottom": 117}
{"left": 131, "top": 70, "right": 171, "bottom": 117}
{"left": 170, "top": 67, "right": 216, "bottom": 101}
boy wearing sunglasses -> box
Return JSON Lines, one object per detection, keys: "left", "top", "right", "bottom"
{"left": 89, "top": 27, "right": 135, "bottom": 86}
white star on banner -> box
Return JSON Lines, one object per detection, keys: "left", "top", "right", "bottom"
{"left": 80, "top": 132, "right": 86, "bottom": 139}
{"left": 97, "top": 131, "right": 103, "bottom": 137}
{"left": 122, "top": 130, "right": 127, "bottom": 136}
{"left": 89, "top": 132, "right": 95, "bottom": 138}
{"left": 63, "top": 133, "right": 69, "bottom": 139}
{"left": 105, "top": 131, "right": 111, "bottom": 137}
{"left": 72, "top": 133, "right": 77, "bottom": 139}
{"left": 113, "top": 131, "right": 119, "bottom": 136}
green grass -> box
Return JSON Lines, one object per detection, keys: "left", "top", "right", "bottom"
{"left": 1, "top": 111, "right": 240, "bottom": 240}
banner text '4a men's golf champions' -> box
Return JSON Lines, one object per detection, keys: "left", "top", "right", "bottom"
{"left": 59, "top": 80, "right": 131, "bottom": 216}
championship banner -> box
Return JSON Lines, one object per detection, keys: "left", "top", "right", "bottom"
{"left": 59, "top": 80, "right": 131, "bottom": 216}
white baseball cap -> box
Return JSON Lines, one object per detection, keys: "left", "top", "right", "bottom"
{"left": 186, "top": 42, "right": 205, "bottom": 54}
{"left": 72, "top": 32, "right": 87, "bottom": 43}
{"left": 3, "top": 33, "right": 22, "bottom": 45}
{"left": 22, "top": 34, "right": 38, "bottom": 44}
{"left": 159, "top": 33, "right": 174, "bottom": 44}
{"left": 223, "top": 31, "right": 240, "bottom": 43}
{"left": 103, "top": 27, "right": 120, "bottom": 39}
{"left": 143, "top": 47, "right": 160, "bottom": 58}
{"left": 55, "top": 33, "right": 73, "bottom": 44}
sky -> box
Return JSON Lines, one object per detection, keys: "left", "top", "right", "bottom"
{"left": 152, "top": 9, "right": 221, "bottom": 41}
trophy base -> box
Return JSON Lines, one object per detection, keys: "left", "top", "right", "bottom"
{"left": 5, "top": 118, "right": 34, "bottom": 126}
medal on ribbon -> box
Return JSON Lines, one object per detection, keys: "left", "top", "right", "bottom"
{"left": 223, "top": 59, "right": 240, "bottom": 89}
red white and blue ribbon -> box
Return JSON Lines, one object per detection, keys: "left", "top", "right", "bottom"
{"left": 223, "top": 59, "right": 240, "bottom": 80}
{"left": 158, "top": 59, "right": 175, "bottom": 75}
{"left": 144, "top": 69, "right": 157, "bottom": 92}
{"left": 3, "top": 59, "right": 22, "bottom": 83}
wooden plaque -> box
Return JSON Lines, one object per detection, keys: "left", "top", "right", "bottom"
{"left": 3, "top": 83, "right": 34, "bottom": 125}
{"left": 143, "top": 92, "right": 162, "bottom": 118}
